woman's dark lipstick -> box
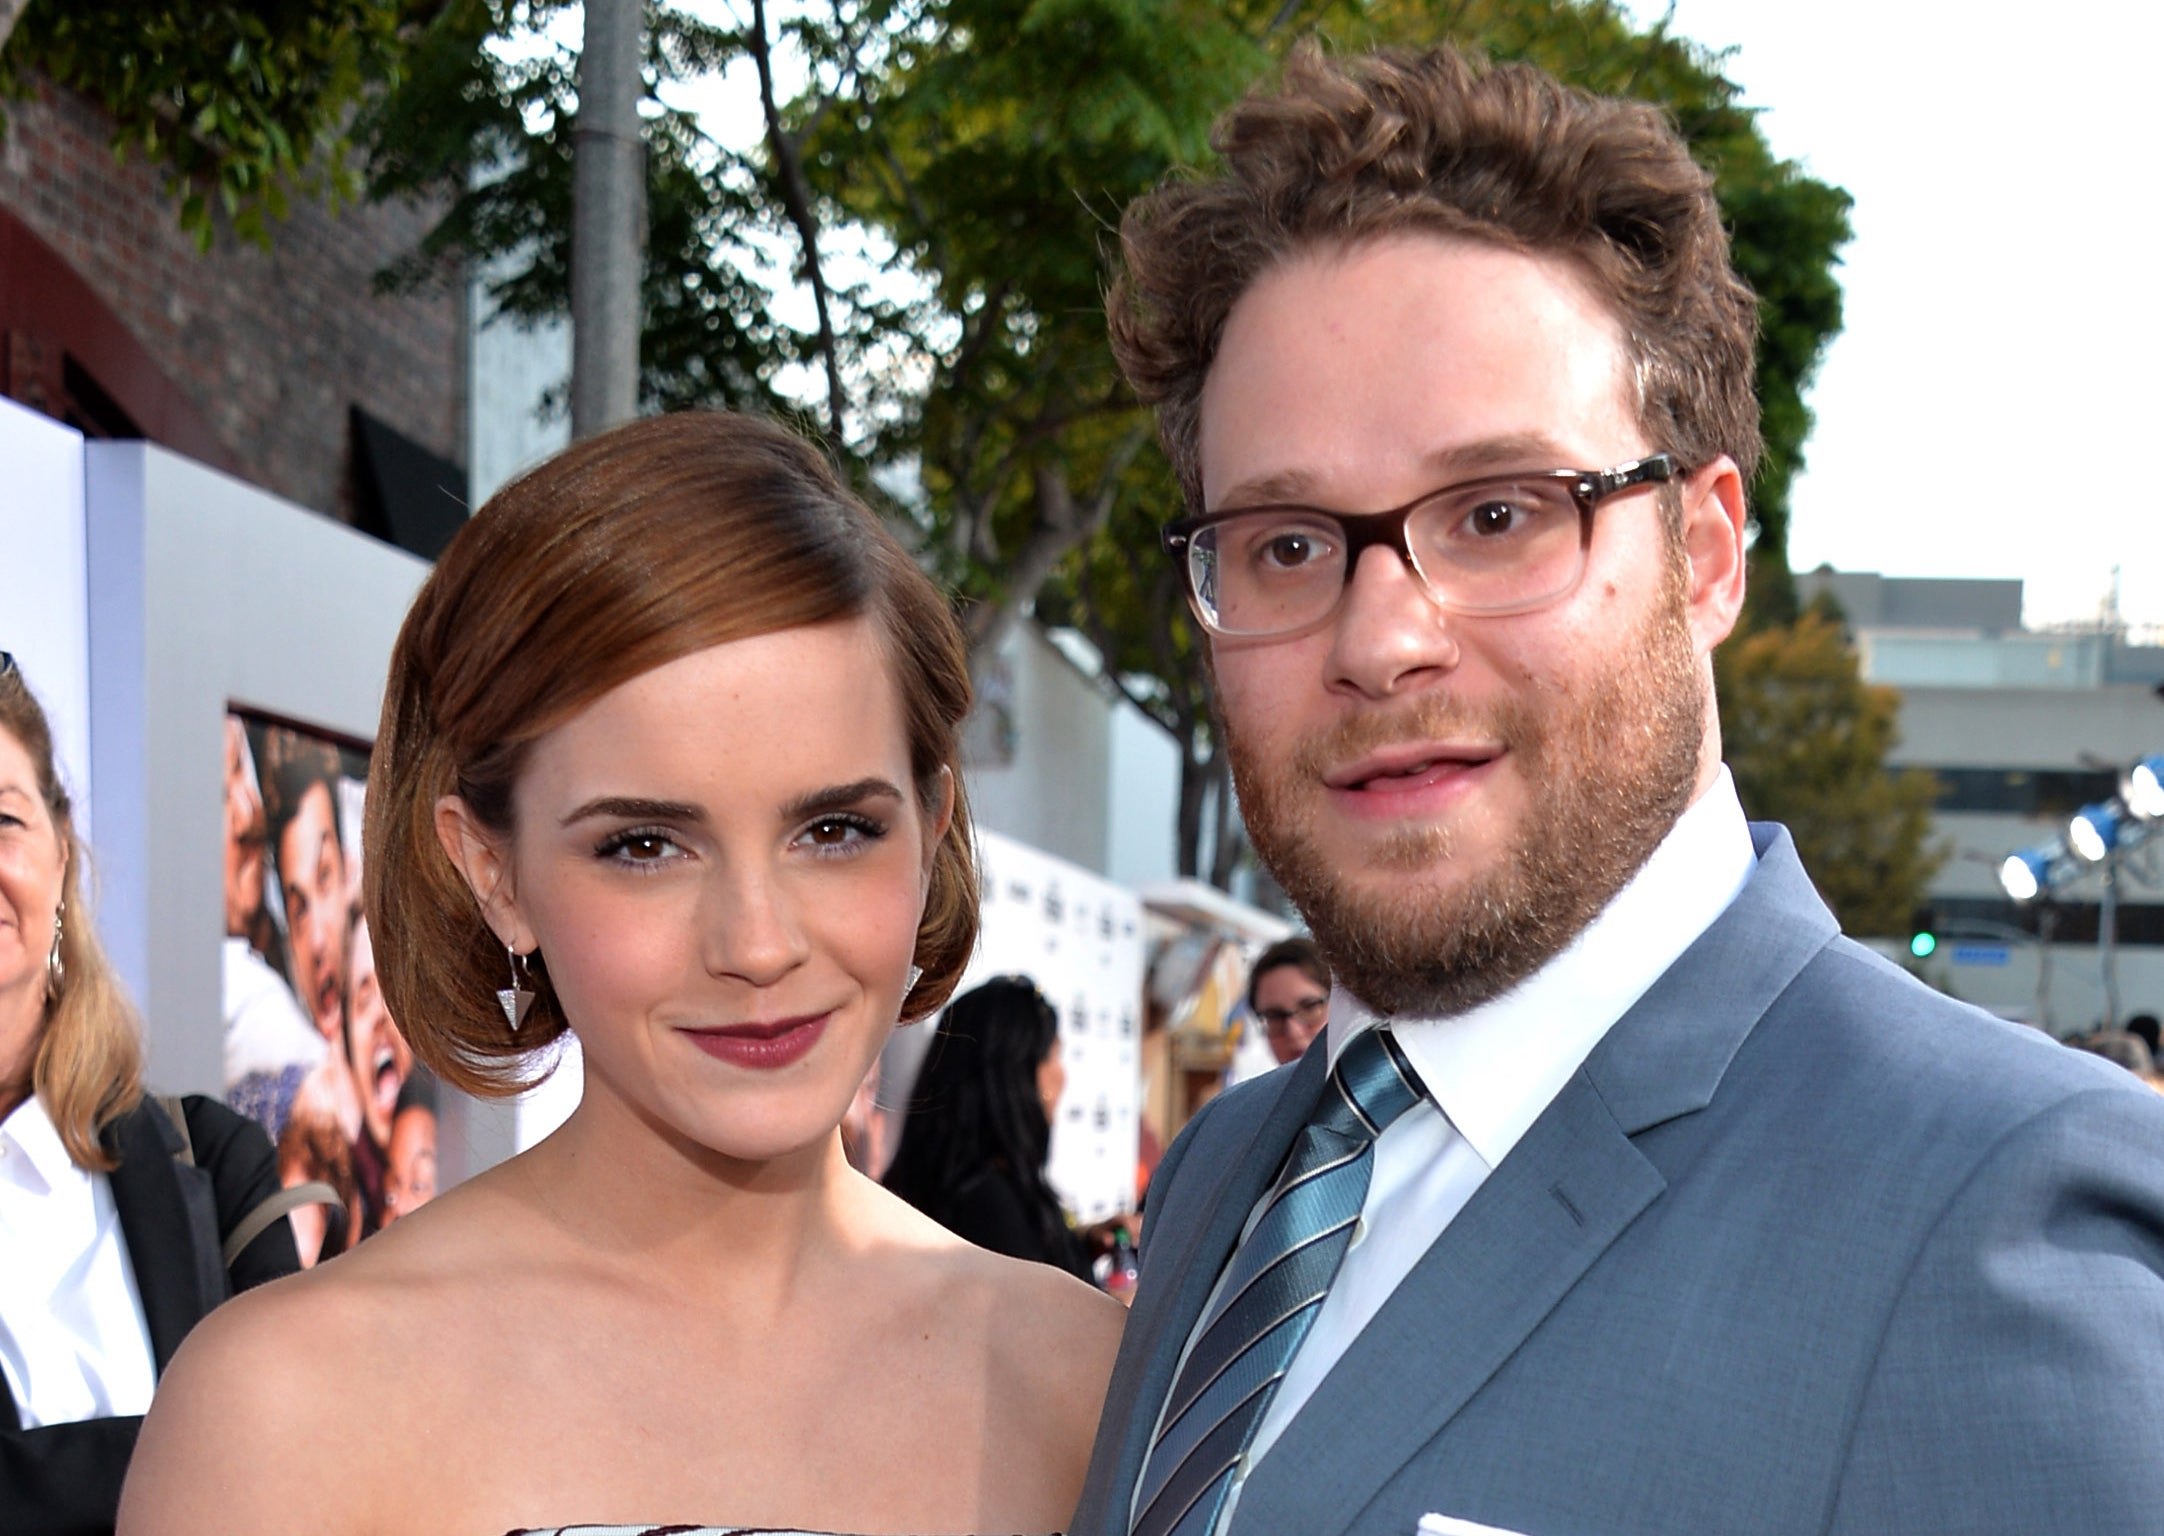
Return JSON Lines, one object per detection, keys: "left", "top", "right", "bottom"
{"left": 679, "top": 1012, "right": 829, "bottom": 1070}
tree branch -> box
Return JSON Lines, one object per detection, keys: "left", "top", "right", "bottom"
{"left": 749, "top": 0, "right": 847, "bottom": 441}
{"left": 0, "top": 0, "right": 29, "bottom": 54}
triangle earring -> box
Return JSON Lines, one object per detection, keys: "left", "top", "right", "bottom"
{"left": 498, "top": 944, "right": 535, "bottom": 1035}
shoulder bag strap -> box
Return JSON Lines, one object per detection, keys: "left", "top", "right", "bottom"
{"left": 221, "top": 1181, "right": 343, "bottom": 1268}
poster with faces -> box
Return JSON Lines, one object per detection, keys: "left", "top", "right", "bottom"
{"left": 961, "top": 830, "right": 1146, "bottom": 1223}
{"left": 220, "top": 709, "right": 438, "bottom": 1264}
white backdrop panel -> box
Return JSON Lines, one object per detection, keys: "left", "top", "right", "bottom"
{"left": 0, "top": 398, "right": 92, "bottom": 838}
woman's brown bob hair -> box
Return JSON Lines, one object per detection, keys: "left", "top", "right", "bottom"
{"left": 0, "top": 660, "right": 143, "bottom": 1169}
{"left": 364, "top": 411, "right": 978, "bottom": 1097}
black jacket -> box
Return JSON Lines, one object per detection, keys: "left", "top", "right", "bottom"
{"left": 0, "top": 1095, "right": 299, "bottom": 1536}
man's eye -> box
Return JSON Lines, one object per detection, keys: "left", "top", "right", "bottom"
{"left": 1261, "top": 532, "right": 1320, "bottom": 568}
{"left": 1465, "top": 498, "right": 1530, "bottom": 536}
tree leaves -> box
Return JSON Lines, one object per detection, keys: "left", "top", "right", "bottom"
{"left": 1, "top": 0, "right": 423, "bottom": 250}
{"left": 1717, "top": 608, "right": 1946, "bottom": 937}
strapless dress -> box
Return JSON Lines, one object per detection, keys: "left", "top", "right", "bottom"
{"left": 510, "top": 1527, "right": 1048, "bottom": 1535}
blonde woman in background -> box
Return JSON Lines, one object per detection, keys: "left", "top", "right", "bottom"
{"left": 0, "top": 653, "right": 297, "bottom": 1535}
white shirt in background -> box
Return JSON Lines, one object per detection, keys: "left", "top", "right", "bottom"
{"left": 0, "top": 1094, "right": 158, "bottom": 1428}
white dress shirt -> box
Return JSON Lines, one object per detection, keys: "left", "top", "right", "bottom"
{"left": 222, "top": 936, "right": 326, "bottom": 1084}
{"left": 1219, "top": 769, "right": 1757, "bottom": 1503}
{"left": 0, "top": 1094, "right": 158, "bottom": 1428}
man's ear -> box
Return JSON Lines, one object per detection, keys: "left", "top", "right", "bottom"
{"left": 433, "top": 796, "right": 530, "bottom": 951}
{"left": 1680, "top": 454, "right": 1749, "bottom": 654}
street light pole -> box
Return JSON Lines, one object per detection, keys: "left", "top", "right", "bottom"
{"left": 2099, "top": 857, "right": 2120, "bottom": 1031}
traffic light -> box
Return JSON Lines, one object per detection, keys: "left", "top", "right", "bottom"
{"left": 1909, "top": 930, "right": 1937, "bottom": 960}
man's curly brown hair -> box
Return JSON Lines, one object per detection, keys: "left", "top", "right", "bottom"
{"left": 1108, "top": 41, "right": 1762, "bottom": 511}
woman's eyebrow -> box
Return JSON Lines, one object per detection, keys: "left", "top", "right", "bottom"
{"left": 559, "top": 795, "right": 705, "bottom": 829}
{"left": 780, "top": 778, "right": 905, "bottom": 821}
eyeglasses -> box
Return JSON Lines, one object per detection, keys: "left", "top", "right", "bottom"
{"left": 1257, "top": 995, "right": 1329, "bottom": 1030}
{"left": 1162, "top": 455, "right": 1679, "bottom": 640}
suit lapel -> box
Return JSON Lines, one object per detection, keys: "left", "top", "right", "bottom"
{"left": 1099, "top": 1046, "right": 1335, "bottom": 1524}
{"left": 1238, "top": 1071, "right": 1662, "bottom": 1536}
{"left": 104, "top": 1103, "right": 221, "bottom": 1373}
{"left": 1234, "top": 825, "right": 1840, "bottom": 1536}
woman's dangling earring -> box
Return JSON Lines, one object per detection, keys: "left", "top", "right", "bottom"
{"left": 45, "top": 900, "right": 65, "bottom": 1000}
{"left": 498, "top": 945, "right": 534, "bottom": 1035}
{"left": 905, "top": 963, "right": 925, "bottom": 995}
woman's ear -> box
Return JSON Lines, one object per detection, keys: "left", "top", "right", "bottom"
{"left": 433, "top": 796, "right": 530, "bottom": 951}
{"left": 921, "top": 766, "right": 956, "bottom": 879}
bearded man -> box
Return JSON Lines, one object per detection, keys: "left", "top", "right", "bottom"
{"left": 1072, "top": 43, "right": 2164, "bottom": 1536}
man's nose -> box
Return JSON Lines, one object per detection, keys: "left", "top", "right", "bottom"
{"left": 1324, "top": 542, "right": 1460, "bottom": 698}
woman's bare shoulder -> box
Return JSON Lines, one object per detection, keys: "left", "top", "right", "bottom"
{"left": 982, "top": 1247, "right": 1125, "bottom": 1401}
{"left": 118, "top": 1262, "right": 382, "bottom": 1533}
{"left": 117, "top": 1177, "right": 534, "bottom": 1535}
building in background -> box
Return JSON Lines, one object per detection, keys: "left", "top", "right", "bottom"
{"left": 0, "top": 75, "right": 467, "bottom": 555}
{"left": 1799, "top": 568, "right": 2164, "bottom": 1033}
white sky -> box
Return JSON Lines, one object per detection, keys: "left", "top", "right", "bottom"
{"left": 1633, "top": 0, "right": 2164, "bottom": 630}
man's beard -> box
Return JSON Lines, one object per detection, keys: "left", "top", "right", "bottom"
{"left": 1227, "top": 569, "right": 1707, "bottom": 1019}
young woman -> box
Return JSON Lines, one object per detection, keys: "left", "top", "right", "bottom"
{"left": 120, "top": 413, "right": 1125, "bottom": 1536}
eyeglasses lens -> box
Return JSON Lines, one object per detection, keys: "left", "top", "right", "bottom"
{"left": 1188, "top": 476, "right": 1586, "bottom": 637}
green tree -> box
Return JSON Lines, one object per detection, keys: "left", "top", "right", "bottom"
{"left": 0, "top": 0, "right": 428, "bottom": 249}
{"left": 1716, "top": 608, "right": 1946, "bottom": 936}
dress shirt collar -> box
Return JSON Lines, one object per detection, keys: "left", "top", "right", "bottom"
{"left": 0, "top": 1093, "right": 83, "bottom": 1198}
{"left": 1325, "top": 767, "right": 1755, "bottom": 1169}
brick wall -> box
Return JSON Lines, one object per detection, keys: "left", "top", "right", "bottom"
{"left": 0, "top": 78, "right": 461, "bottom": 521}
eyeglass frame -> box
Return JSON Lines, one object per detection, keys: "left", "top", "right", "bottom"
{"left": 1256, "top": 994, "right": 1330, "bottom": 1031}
{"left": 1160, "top": 453, "right": 1682, "bottom": 639}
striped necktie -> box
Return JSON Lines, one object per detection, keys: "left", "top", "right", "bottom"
{"left": 1130, "top": 1027, "right": 1425, "bottom": 1536}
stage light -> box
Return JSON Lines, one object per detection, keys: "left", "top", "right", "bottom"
{"left": 2128, "top": 755, "right": 2164, "bottom": 822}
{"left": 2000, "top": 849, "right": 2049, "bottom": 903}
{"left": 2068, "top": 801, "right": 2123, "bottom": 863}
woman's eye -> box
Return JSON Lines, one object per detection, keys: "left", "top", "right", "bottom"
{"left": 798, "top": 814, "right": 886, "bottom": 853}
{"left": 597, "top": 829, "right": 684, "bottom": 867}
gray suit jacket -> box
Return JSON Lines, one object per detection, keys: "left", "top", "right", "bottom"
{"left": 1074, "top": 825, "right": 2164, "bottom": 1536}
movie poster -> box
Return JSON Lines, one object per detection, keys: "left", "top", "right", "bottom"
{"left": 220, "top": 709, "right": 437, "bottom": 1263}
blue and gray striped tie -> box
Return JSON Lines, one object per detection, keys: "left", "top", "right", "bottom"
{"left": 1130, "top": 1027, "right": 1425, "bottom": 1536}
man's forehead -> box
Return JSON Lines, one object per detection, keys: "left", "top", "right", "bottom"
{"left": 1196, "top": 236, "right": 1642, "bottom": 508}
{"left": 1211, "top": 430, "right": 1587, "bottom": 509}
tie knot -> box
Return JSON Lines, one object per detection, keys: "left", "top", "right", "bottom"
{"left": 1317, "top": 1027, "right": 1424, "bottom": 1142}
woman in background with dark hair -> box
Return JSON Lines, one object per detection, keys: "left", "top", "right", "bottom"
{"left": 885, "top": 976, "right": 1091, "bottom": 1279}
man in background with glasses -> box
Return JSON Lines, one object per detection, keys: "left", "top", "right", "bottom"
{"left": 1246, "top": 937, "right": 1331, "bottom": 1067}
{"left": 1073, "top": 42, "right": 2164, "bottom": 1536}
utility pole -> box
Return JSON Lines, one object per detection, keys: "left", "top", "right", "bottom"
{"left": 571, "top": 0, "right": 645, "bottom": 438}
